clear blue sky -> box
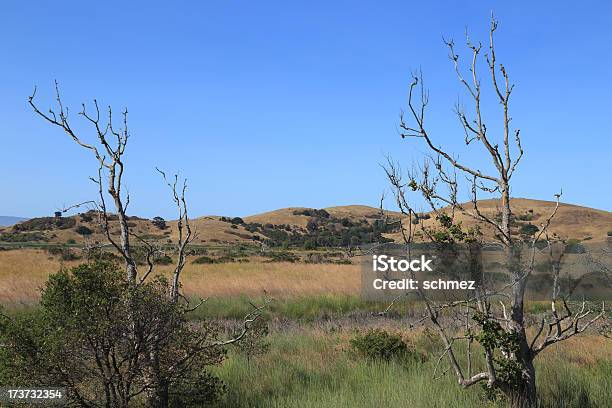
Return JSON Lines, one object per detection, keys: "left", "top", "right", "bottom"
{"left": 1, "top": 1, "right": 611, "bottom": 218}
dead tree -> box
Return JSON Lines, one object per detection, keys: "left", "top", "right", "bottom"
{"left": 385, "top": 15, "right": 605, "bottom": 407}
{"left": 28, "top": 84, "right": 269, "bottom": 407}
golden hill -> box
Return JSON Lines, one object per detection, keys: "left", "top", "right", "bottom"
{"left": 0, "top": 198, "right": 609, "bottom": 246}
{"left": 397, "top": 198, "right": 611, "bottom": 243}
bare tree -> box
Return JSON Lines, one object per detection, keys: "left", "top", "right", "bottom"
{"left": 28, "top": 84, "right": 269, "bottom": 407}
{"left": 384, "top": 15, "right": 605, "bottom": 407}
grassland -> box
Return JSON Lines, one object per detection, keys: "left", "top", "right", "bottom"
{"left": 0, "top": 249, "right": 360, "bottom": 307}
{"left": 1, "top": 247, "right": 610, "bottom": 407}
{"left": 212, "top": 329, "right": 611, "bottom": 408}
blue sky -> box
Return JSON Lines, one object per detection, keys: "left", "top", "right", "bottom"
{"left": 1, "top": 1, "right": 610, "bottom": 218}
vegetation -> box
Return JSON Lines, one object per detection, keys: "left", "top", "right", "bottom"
{"left": 519, "top": 223, "right": 539, "bottom": 236}
{"left": 350, "top": 329, "right": 412, "bottom": 362}
{"left": 242, "top": 211, "right": 396, "bottom": 248}
{"left": 0, "top": 231, "right": 48, "bottom": 242}
{"left": 212, "top": 330, "right": 611, "bottom": 408}
{"left": 152, "top": 216, "right": 168, "bottom": 230}
{"left": 75, "top": 225, "right": 93, "bottom": 235}
{"left": 0, "top": 262, "right": 226, "bottom": 407}
{"left": 12, "top": 216, "right": 76, "bottom": 231}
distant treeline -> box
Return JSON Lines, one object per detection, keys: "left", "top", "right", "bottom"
{"left": 221, "top": 209, "right": 398, "bottom": 249}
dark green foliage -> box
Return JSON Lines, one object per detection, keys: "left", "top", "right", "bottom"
{"left": 12, "top": 216, "right": 76, "bottom": 231}
{"left": 242, "top": 211, "right": 396, "bottom": 249}
{"left": 265, "top": 251, "right": 299, "bottom": 263}
{"left": 230, "top": 217, "right": 244, "bottom": 225}
{"left": 79, "top": 212, "right": 94, "bottom": 222}
{"left": 350, "top": 329, "right": 409, "bottom": 362}
{"left": 473, "top": 312, "right": 523, "bottom": 401}
{"left": 75, "top": 225, "right": 93, "bottom": 235}
{"left": 293, "top": 208, "right": 331, "bottom": 218}
{"left": 46, "top": 245, "right": 81, "bottom": 261}
{"left": 154, "top": 254, "right": 174, "bottom": 265}
{"left": 303, "top": 238, "right": 317, "bottom": 250}
{"left": 519, "top": 223, "right": 539, "bottom": 236}
{"left": 152, "top": 216, "right": 167, "bottom": 229}
{"left": 0, "top": 262, "right": 225, "bottom": 407}
{"left": 193, "top": 256, "right": 216, "bottom": 264}
{"left": 0, "top": 231, "right": 48, "bottom": 242}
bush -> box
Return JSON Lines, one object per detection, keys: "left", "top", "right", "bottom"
{"left": 46, "top": 245, "right": 81, "bottom": 261}
{"left": 303, "top": 238, "right": 317, "bottom": 250}
{"left": 350, "top": 329, "right": 409, "bottom": 362}
{"left": 193, "top": 256, "right": 216, "bottom": 264}
{"left": 151, "top": 216, "right": 167, "bottom": 230}
{"left": 13, "top": 216, "right": 76, "bottom": 231}
{"left": 230, "top": 217, "right": 244, "bottom": 225}
{"left": 293, "top": 209, "right": 331, "bottom": 218}
{"left": 265, "top": 252, "right": 299, "bottom": 263}
{"left": 154, "top": 254, "right": 173, "bottom": 265}
{"left": 0, "top": 232, "right": 48, "bottom": 242}
{"left": 79, "top": 212, "right": 94, "bottom": 222}
{"left": 0, "top": 262, "right": 226, "bottom": 406}
{"left": 75, "top": 225, "right": 93, "bottom": 235}
{"left": 519, "top": 223, "right": 539, "bottom": 236}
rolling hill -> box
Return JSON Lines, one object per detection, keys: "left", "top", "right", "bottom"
{"left": 0, "top": 198, "right": 609, "bottom": 247}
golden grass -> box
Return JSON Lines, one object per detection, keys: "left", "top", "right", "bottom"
{"left": 0, "top": 249, "right": 81, "bottom": 305}
{"left": 0, "top": 249, "right": 361, "bottom": 305}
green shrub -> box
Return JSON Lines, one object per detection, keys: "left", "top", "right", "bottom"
{"left": 350, "top": 329, "right": 409, "bottom": 362}
{"left": 13, "top": 216, "right": 76, "bottom": 231}
{"left": 303, "top": 238, "right": 317, "bottom": 250}
{"left": 265, "top": 252, "right": 299, "bottom": 263}
{"left": 0, "top": 262, "right": 225, "bottom": 406}
{"left": 75, "top": 225, "right": 93, "bottom": 235}
{"left": 193, "top": 256, "right": 216, "bottom": 264}
{"left": 0, "top": 232, "right": 48, "bottom": 242}
{"left": 46, "top": 246, "right": 81, "bottom": 261}
{"left": 151, "top": 216, "right": 167, "bottom": 230}
{"left": 154, "top": 254, "right": 173, "bottom": 265}
{"left": 519, "top": 223, "right": 539, "bottom": 236}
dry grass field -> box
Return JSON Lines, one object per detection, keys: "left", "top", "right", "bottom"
{"left": 0, "top": 249, "right": 361, "bottom": 306}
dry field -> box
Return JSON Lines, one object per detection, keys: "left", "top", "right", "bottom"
{"left": 0, "top": 249, "right": 361, "bottom": 306}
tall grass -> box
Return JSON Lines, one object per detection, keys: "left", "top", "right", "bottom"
{"left": 187, "top": 294, "right": 398, "bottom": 321}
{"left": 212, "top": 331, "right": 611, "bottom": 408}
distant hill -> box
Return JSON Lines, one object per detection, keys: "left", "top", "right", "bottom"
{"left": 0, "top": 199, "right": 609, "bottom": 246}
{"left": 0, "top": 216, "right": 28, "bottom": 227}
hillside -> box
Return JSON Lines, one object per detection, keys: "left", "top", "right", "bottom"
{"left": 386, "top": 198, "right": 611, "bottom": 244}
{"left": 0, "top": 199, "right": 609, "bottom": 247}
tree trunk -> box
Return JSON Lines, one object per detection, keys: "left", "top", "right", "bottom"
{"left": 506, "top": 241, "right": 538, "bottom": 408}
{"left": 506, "top": 360, "right": 537, "bottom": 408}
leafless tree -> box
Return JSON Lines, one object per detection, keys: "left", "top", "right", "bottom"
{"left": 384, "top": 15, "right": 605, "bottom": 407}
{"left": 28, "top": 84, "right": 269, "bottom": 407}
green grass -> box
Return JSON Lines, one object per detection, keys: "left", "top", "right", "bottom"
{"left": 186, "top": 294, "right": 417, "bottom": 321}
{"left": 211, "top": 331, "right": 612, "bottom": 408}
